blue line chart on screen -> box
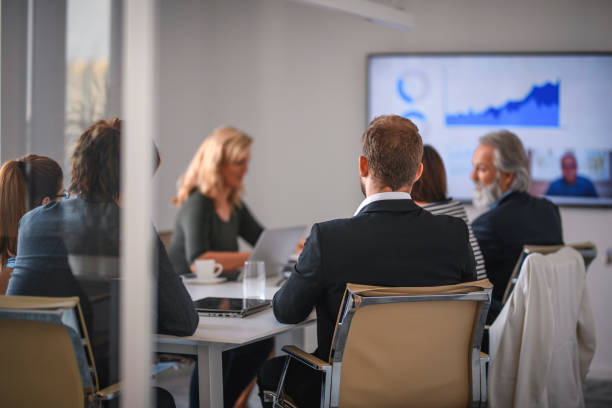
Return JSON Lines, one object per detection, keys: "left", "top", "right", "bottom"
{"left": 445, "top": 81, "right": 560, "bottom": 127}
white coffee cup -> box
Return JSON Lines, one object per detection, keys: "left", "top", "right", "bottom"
{"left": 195, "top": 259, "right": 223, "bottom": 280}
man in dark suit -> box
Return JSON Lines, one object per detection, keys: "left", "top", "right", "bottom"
{"left": 470, "top": 130, "right": 563, "bottom": 303}
{"left": 257, "top": 115, "right": 476, "bottom": 407}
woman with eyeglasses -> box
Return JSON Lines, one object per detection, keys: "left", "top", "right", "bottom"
{"left": 0, "top": 154, "right": 64, "bottom": 294}
{"left": 169, "top": 126, "right": 273, "bottom": 408}
{"left": 7, "top": 119, "right": 198, "bottom": 407}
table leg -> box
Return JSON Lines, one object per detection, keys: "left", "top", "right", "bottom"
{"left": 198, "top": 343, "right": 225, "bottom": 408}
{"left": 274, "top": 327, "right": 305, "bottom": 356}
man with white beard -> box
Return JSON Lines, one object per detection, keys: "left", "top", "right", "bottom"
{"left": 470, "top": 130, "right": 563, "bottom": 303}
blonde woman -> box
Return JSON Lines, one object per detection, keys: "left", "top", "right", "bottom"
{"left": 169, "top": 126, "right": 263, "bottom": 275}
{"left": 169, "top": 126, "right": 272, "bottom": 408}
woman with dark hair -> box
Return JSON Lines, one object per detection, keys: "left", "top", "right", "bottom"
{"left": 8, "top": 119, "right": 198, "bottom": 405}
{"left": 411, "top": 145, "right": 487, "bottom": 280}
{"left": 0, "top": 154, "right": 63, "bottom": 293}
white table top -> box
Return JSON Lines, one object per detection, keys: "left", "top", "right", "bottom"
{"left": 156, "top": 281, "right": 315, "bottom": 347}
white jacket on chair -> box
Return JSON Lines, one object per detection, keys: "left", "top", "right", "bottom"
{"left": 488, "top": 247, "right": 596, "bottom": 408}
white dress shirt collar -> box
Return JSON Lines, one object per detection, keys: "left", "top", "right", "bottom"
{"left": 353, "top": 191, "right": 412, "bottom": 216}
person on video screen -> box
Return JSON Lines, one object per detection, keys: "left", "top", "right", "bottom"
{"left": 546, "top": 152, "right": 598, "bottom": 198}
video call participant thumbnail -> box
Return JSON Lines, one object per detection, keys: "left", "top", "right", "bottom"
{"left": 546, "top": 152, "right": 598, "bottom": 198}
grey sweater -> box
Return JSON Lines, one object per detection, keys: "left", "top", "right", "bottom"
{"left": 169, "top": 192, "right": 263, "bottom": 275}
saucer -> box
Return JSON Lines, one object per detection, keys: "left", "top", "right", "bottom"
{"left": 183, "top": 276, "right": 227, "bottom": 285}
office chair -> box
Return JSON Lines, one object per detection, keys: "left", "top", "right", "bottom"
{"left": 0, "top": 295, "right": 120, "bottom": 408}
{"left": 501, "top": 241, "right": 596, "bottom": 304}
{"left": 270, "top": 279, "right": 493, "bottom": 408}
{"left": 488, "top": 247, "right": 595, "bottom": 408}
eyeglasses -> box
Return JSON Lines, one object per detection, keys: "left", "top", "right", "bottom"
{"left": 50, "top": 190, "right": 70, "bottom": 200}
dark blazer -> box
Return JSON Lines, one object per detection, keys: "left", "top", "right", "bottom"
{"left": 472, "top": 191, "right": 563, "bottom": 301}
{"left": 273, "top": 199, "right": 476, "bottom": 361}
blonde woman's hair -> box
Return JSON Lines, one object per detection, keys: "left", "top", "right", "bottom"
{"left": 173, "top": 126, "right": 252, "bottom": 206}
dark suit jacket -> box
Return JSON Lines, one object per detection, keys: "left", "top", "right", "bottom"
{"left": 472, "top": 191, "right": 563, "bottom": 301}
{"left": 273, "top": 199, "right": 476, "bottom": 361}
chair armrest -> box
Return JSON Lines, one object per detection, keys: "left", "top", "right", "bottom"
{"left": 282, "top": 345, "right": 330, "bottom": 371}
{"left": 96, "top": 382, "right": 121, "bottom": 400}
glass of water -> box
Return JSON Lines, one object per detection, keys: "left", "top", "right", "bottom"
{"left": 242, "top": 261, "right": 266, "bottom": 300}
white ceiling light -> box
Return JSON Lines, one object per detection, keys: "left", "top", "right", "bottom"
{"left": 289, "top": 0, "right": 414, "bottom": 31}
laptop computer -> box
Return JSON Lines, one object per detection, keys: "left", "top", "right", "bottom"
{"left": 248, "top": 226, "right": 307, "bottom": 278}
{"left": 194, "top": 297, "right": 271, "bottom": 318}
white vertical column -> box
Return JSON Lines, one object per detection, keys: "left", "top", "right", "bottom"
{"left": 120, "top": 0, "right": 157, "bottom": 406}
{"left": 1, "top": 0, "right": 28, "bottom": 161}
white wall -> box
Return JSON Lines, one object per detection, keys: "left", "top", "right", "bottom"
{"left": 156, "top": 0, "right": 612, "bottom": 378}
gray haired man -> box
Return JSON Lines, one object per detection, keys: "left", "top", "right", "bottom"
{"left": 470, "top": 130, "right": 563, "bottom": 303}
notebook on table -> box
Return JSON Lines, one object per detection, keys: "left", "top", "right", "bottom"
{"left": 194, "top": 297, "right": 271, "bottom": 318}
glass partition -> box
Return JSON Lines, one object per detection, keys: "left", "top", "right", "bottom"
{"left": 65, "top": 0, "right": 112, "bottom": 157}
{"left": 1, "top": 0, "right": 157, "bottom": 406}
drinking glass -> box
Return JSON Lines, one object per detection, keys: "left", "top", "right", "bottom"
{"left": 242, "top": 261, "right": 266, "bottom": 300}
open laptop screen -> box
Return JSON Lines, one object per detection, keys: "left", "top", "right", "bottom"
{"left": 249, "top": 226, "right": 307, "bottom": 277}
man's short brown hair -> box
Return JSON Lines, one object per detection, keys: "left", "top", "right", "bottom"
{"left": 361, "top": 115, "right": 423, "bottom": 190}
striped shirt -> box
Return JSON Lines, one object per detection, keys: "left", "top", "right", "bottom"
{"left": 422, "top": 200, "right": 487, "bottom": 280}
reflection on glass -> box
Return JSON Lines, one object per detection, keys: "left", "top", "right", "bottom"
{"left": 65, "top": 0, "right": 111, "bottom": 153}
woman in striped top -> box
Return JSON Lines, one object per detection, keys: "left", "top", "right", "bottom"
{"left": 411, "top": 145, "right": 487, "bottom": 280}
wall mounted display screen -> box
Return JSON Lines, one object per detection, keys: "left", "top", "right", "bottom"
{"left": 367, "top": 54, "right": 612, "bottom": 206}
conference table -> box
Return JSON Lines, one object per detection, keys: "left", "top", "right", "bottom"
{"left": 155, "top": 280, "right": 316, "bottom": 408}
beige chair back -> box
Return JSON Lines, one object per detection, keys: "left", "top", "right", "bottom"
{"left": 502, "top": 242, "right": 596, "bottom": 304}
{"left": 331, "top": 280, "right": 492, "bottom": 408}
{"left": 0, "top": 318, "right": 85, "bottom": 407}
{"left": 0, "top": 296, "right": 98, "bottom": 408}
